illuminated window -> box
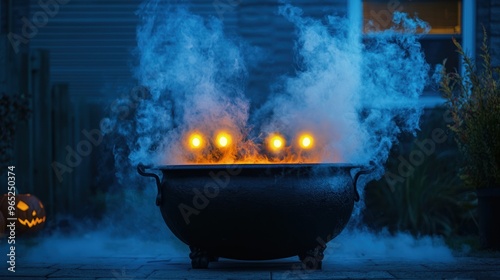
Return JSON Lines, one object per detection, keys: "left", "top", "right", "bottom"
{"left": 363, "top": 0, "right": 462, "bottom": 35}
{"left": 356, "top": 0, "right": 475, "bottom": 96}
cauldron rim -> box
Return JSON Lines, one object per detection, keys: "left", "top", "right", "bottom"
{"left": 150, "top": 162, "right": 363, "bottom": 171}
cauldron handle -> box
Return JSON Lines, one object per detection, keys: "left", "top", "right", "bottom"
{"left": 351, "top": 162, "right": 375, "bottom": 202}
{"left": 137, "top": 163, "right": 162, "bottom": 206}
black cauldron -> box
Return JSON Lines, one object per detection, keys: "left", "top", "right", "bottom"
{"left": 138, "top": 163, "right": 372, "bottom": 269}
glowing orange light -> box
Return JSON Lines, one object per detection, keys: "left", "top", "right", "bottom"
{"left": 268, "top": 134, "right": 285, "bottom": 152}
{"left": 215, "top": 132, "right": 232, "bottom": 148}
{"left": 188, "top": 133, "right": 204, "bottom": 150}
{"left": 273, "top": 139, "right": 282, "bottom": 148}
{"left": 299, "top": 134, "right": 314, "bottom": 149}
{"left": 219, "top": 136, "right": 228, "bottom": 147}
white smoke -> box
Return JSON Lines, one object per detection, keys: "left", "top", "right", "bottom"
{"left": 328, "top": 229, "right": 454, "bottom": 262}
{"left": 131, "top": 1, "right": 257, "bottom": 165}
{"left": 256, "top": 4, "right": 429, "bottom": 171}
{"left": 122, "top": 1, "right": 430, "bottom": 173}
{"left": 8, "top": 228, "right": 186, "bottom": 263}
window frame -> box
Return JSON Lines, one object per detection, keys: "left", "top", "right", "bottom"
{"left": 349, "top": 0, "right": 476, "bottom": 104}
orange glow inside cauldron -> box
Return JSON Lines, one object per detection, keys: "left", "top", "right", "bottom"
{"left": 182, "top": 129, "right": 330, "bottom": 164}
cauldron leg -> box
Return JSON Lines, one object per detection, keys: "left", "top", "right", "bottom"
{"left": 298, "top": 246, "right": 325, "bottom": 270}
{"left": 189, "top": 246, "right": 210, "bottom": 269}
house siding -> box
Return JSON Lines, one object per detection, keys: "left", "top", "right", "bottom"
{"left": 237, "top": 0, "right": 347, "bottom": 105}
{"left": 27, "top": 0, "right": 347, "bottom": 100}
{"left": 476, "top": 0, "right": 500, "bottom": 67}
{"left": 489, "top": 0, "right": 500, "bottom": 66}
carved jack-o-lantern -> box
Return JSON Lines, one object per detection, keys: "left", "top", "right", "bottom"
{"left": 0, "top": 194, "right": 46, "bottom": 235}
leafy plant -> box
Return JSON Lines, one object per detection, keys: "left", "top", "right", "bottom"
{"left": 440, "top": 29, "right": 500, "bottom": 189}
{"left": 363, "top": 108, "right": 477, "bottom": 237}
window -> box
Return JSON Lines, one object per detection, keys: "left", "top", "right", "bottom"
{"left": 349, "top": 0, "right": 476, "bottom": 96}
{"left": 363, "top": 0, "right": 461, "bottom": 35}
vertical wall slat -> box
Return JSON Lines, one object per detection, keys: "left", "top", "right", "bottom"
{"left": 30, "top": 49, "right": 54, "bottom": 215}
{"left": 52, "top": 83, "right": 74, "bottom": 214}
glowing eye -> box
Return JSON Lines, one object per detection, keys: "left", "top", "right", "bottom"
{"left": 32, "top": 210, "right": 37, "bottom": 216}
{"left": 188, "top": 133, "right": 204, "bottom": 149}
{"left": 215, "top": 132, "right": 232, "bottom": 148}
{"left": 39, "top": 202, "right": 44, "bottom": 209}
{"left": 17, "top": 201, "right": 29, "bottom": 211}
{"left": 192, "top": 138, "right": 201, "bottom": 147}
{"left": 273, "top": 139, "right": 282, "bottom": 148}
{"left": 219, "top": 136, "right": 228, "bottom": 147}
{"left": 268, "top": 134, "right": 285, "bottom": 152}
{"left": 299, "top": 134, "right": 314, "bottom": 149}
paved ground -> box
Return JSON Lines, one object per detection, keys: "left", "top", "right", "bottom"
{"left": 1, "top": 254, "right": 499, "bottom": 279}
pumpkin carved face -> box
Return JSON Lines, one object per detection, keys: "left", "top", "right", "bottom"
{"left": 0, "top": 194, "right": 46, "bottom": 235}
